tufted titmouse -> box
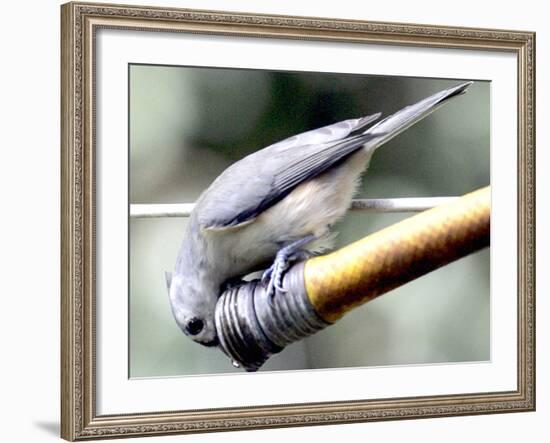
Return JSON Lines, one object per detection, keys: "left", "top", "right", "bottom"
{"left": 165, "top": 81, "right": 472, "bottom": 347}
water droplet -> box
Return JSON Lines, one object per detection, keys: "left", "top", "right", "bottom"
{"left": 231, "top": 360, "right": 240, "bottom": 368}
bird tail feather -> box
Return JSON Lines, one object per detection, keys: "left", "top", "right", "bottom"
{"left": 363, "top": 81, "right": 472, "bottom": 151}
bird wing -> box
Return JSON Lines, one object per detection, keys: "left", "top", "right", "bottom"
{"left": 196, "top": 114, "right": 381, "bottom": 230}
{"left": 196, "top": 81, "right": 472, "bottom": 231}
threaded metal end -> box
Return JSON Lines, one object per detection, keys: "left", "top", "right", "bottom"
{"left": 214, "top": 263, "right": 330, "bottom": 371}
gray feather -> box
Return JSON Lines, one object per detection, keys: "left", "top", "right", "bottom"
{"left": 364, "top": 81, "right": 472, "bottom": 147}
{"left": 196, "top": 82, "right": 472, "bottom": 230}
{"left": 264, "top": 113, "right": 381, "bottom": 154}
{"left": 196, "top": 114, "right": 381, "bottom": 229}
{"left": 165, "top": 271, "right": 172, "bottom": 290}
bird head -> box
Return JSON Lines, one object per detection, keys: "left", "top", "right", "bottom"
{"left": 165, "top": 271, "right": 219, "bottom": 347}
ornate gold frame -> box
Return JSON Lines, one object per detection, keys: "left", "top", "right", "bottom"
{"left": 60, "top": 2, "right": 536, "bottom": 440}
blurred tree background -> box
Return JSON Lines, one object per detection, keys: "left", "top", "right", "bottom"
{"left": 129, "top": 64, "right": 490, "bottom": 377}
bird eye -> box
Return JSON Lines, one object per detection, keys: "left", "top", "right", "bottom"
{"left": 185, "top": 317, "right": 204, "bottom": 336}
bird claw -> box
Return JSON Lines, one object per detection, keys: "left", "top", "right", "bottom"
{"left": 262, "top": 255, "right": 289, "bottom": 297}
{"left": 262, "top": 235, "right": 317, "bottom": 297}
{"left": 260, "top": 267, "right": 272, "bottom": 284}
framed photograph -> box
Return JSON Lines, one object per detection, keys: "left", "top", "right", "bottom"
{"left": 61, "top": 1, "right": 535, "bottom": 440}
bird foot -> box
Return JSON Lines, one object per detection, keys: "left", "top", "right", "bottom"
{"left": 261, "top": 235, "right": 316, "bottom": 297}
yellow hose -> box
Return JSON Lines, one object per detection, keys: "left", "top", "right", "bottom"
{"left": 304, "top": 186, "right": 491, "bottom": 323}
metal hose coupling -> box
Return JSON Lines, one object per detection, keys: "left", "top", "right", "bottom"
{"left": 215, "top": 186, "right": 491, "bottom": 371}
{"left": 214, "top": 262, "right": 330, "bottom": 372}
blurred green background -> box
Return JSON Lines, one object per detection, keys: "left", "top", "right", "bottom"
{"left": 129, "top": 64, "right": 490, "bottom": 378}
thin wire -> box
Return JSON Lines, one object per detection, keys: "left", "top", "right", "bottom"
{"left": 130, "top": 197, "right": 459, "bottom": 218}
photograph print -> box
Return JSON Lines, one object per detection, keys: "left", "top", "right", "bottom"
{"left": 128, "top": 65, "right": 490, "bottom": 377}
